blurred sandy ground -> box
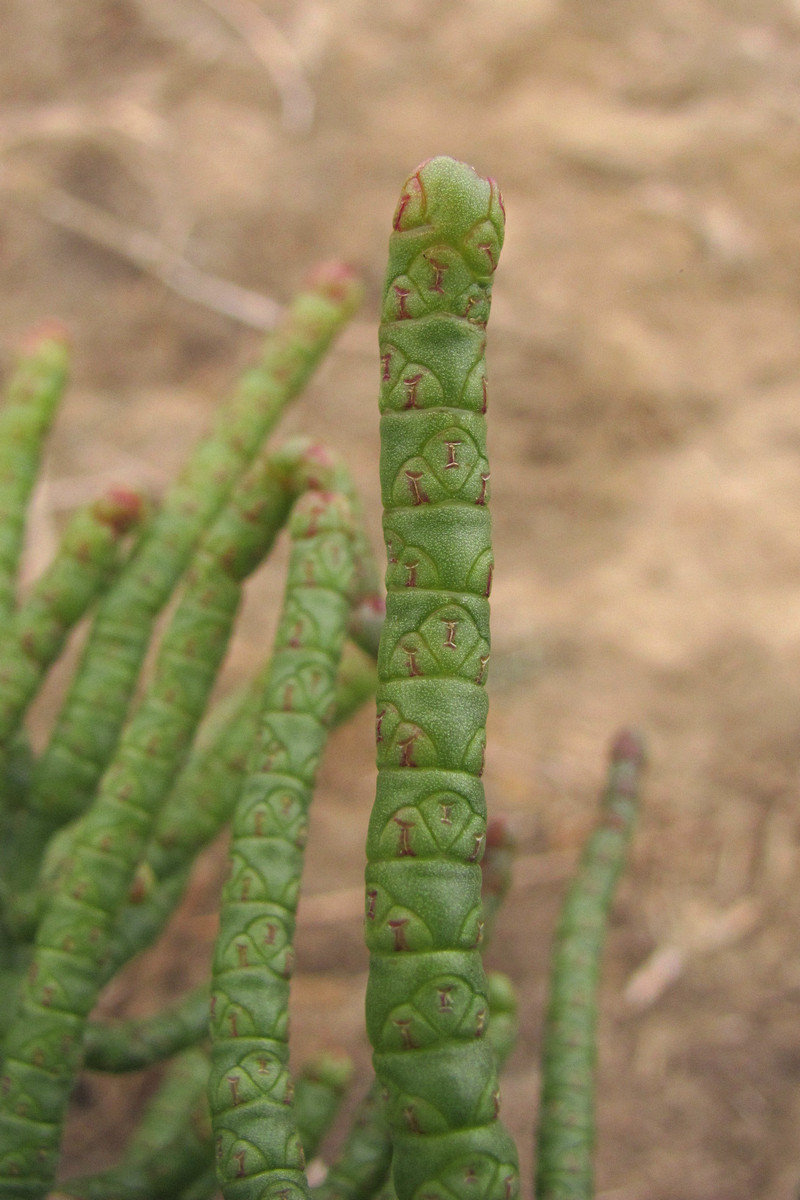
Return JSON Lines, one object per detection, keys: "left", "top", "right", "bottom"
{"left": 4, "top": 2, "right": 800, "bottom": 1197}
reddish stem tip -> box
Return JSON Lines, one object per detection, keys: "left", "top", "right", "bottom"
{"left": 304, "top": 260, "right": 362, "bottom": 305}
{"left": 93, "top": 487, "right": 147, "bottom": 534}
{"left": 609, "top": 727, "right": 647, "bottom": 769}
{"left": 19, "top": 319, "right": 72, "bottom": 354}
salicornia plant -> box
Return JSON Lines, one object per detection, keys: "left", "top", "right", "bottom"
{"left": 0, "top": 158, "right": 645, "bottom": 1200}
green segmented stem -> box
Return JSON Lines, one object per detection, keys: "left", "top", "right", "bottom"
{"left": 0, "top": 449, "right": 315, "bottom": 1198}
{"left": 365, "top": 157, "right": 517, "bottom": 1200}
{"left": 0, "top": 487, "right": 145, "bottom": 750}
{"left": 142, "top": 634, "right": 378, "bottom": 910}
{"left": 209, "top": 489, "right": 355, "bottom": 1200}
{"left": 314, "top": 971, "right": 519, "bottom": 1200}
{"left": 294, "top": 1050, "right": 354, "bottom": 1161}
{"left": 534, "top": 730, "right": 646, "bottom": 1200}
{"left": 0, "top": 489, "right": 145, "bottom": 937}
{"left": 0, "top": 325, "right": 70, "bottom": 618}
{"left": 54, "top": 1047, "right": 213, "bottom": 1200}
{"left": 28, "top": 265, "right": 363, "bottom": 828}
{"left": 11, "top": 438, "right": 377, "bottom": 946}
{"left": 83, "top": 982, "right": 210, "bottom": 1072}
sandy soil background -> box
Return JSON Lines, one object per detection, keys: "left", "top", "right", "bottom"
{"left": 3, "top": 2, "right": 800, "bottom": 1197}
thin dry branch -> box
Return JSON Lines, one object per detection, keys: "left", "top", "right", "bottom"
{"left": 40, "top": 188, "right": 281, "bottom": 331}
{"left": 197, "top": 0, "right": 315, "bottom": 133}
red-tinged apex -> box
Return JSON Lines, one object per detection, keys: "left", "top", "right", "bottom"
{"left": 19, "top": 319, "right": 71, "bottom": 355}
{"left": 304, "top": 260, "right": 363, "bottom": 307}
{"left": 609, "top": 727, "right": 647, "bottom": 768}
{"left": 93, "top": 487, "right": 147, "bottom": 535}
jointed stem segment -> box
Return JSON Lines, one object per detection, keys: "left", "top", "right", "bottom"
{"left": 534, "top": 730, "right": 645, "bottom": 1200}
{"left": 366, "top": 157, "right": 518, "bottom": 1200}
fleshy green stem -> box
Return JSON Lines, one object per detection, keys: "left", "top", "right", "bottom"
{"left": 209, "top": 489, "right": 355, "bottom": 1200}
{"left": 28, "top": 266, "right": 363, "bottom": 830}
{"left": 534, "top": 729, "right": 646, "bottom": 1200}
{"left": 0, "top": 447, "right": 322, "bottom": 1197}
{"left": 365, "top": 157, "right": 518, "bottom": 1200}
{"left": 0, "top": 325, "right": 70, "bottom": 619}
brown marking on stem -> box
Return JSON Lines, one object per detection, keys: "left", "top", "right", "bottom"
{"left": 440, "top": 803, "right": 453, "bottom": 826}
{"left": 393, "top": 192, "right": 411, "bottom": 230}
{"left": 404, "top": 469, "right": 428, "bottom": 505}
{"left": 484, "top": 563, "right": 493, "bottom": 597}
{"left": 233, "top": 1148, "right": 247, "bottom": 1177}
{"left": 403, "top": 1105, "right": 423, "bottom": 1133}
{"left": 492, "top": 1088, "right": 501, "bottom": 1119}
{"left": 473, "top": 918, "right": 485, "bottom": 947}
{"left": 304, "top": 559, "right": 315, "bottom": 585}
{"left": 442, "top": 618, "right": 458, "bottom": 649}
{"left": 388, "top": 918, "right": 411, "bottom": 950}
{"left": 392, "top": 1018, "right": 418, "bottom": 1048}
{"left": 228, "top": 1011, "right": 239, "bottom": 1037}
{"left": 468, "top": 832, "right": 485, "bottom": 862}
{"left": 475, "top": 653, "right": 490, "bottom": 685}
{"left": 404, "top": 645, "right": 422, "bottom": 677}
{"left": 426, "top": 255, "right": 448, "bottom": 293}
{"left": 240, "top": 876, "right": 251, "bottom": 901}
{"left": 481, "top": 376, "right": 488, "bottom": 414}
{"left": 283, "top": 1078, "right": 294, "bottom": 1104}
{"left": 479, "top": 242, "right": 497, "bottom": 271}
{"left": 263, "top": 923, "right": 277, "bottom": 945}
{"left": 477, "top": 472, "right": 490, "bottom": 506}
{"left": 289, "top": 621, "right": 304, "bottom": 648}
{"left": 282, "top": 683, "right": 295, "bottom": 712}
{"left": 393, "top": 815, "right": 416, "bottom": 857}
{"left": 283, "top": 948, "right": 295, "bottom": 979}
{"left": 381, "top": 350, "right": 392, "bottom": 381}
{"left": 438, "top": 986, "right": 454, "bottom": 1012}
{"left": 394, "top": 286, "right": 412, "bottom": 319}
{"left": 236, "top": 942, "right": 248, "bottom": 968}
{"left": 228, "top": 1075, "right": 242, "bottom": 1105}
{"left": 398, "top": 731, "right": 419, "bottom": 767}
{"left": 465, "top": 1165, "right": 478, "bottom": 1184}
{"left": 404, "top": 560, "right": 418, "bottom": 587}
{"left": 475, "top": 1007, "right": 487, "bottom": 1037}
{"left": 463, "top": 294, "right": 485, "bottom": 324}
{"left": 443, "top": 440, "right": 462, "bottom": 469}
{"left": 490, "top": 178, "right": 506, "bottom": 219}
{"left": 376, "top": 708, "right": 386, "bottom": 743}
{"left": 403, "top": 372, "right": 424, "bottom": 408}
{"left": 366, "top": 889, "right": 378, "bottom": 920}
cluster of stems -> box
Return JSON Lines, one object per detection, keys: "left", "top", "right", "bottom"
{"left": 0, "top": 160, "right": 645, "bottom": 1200}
